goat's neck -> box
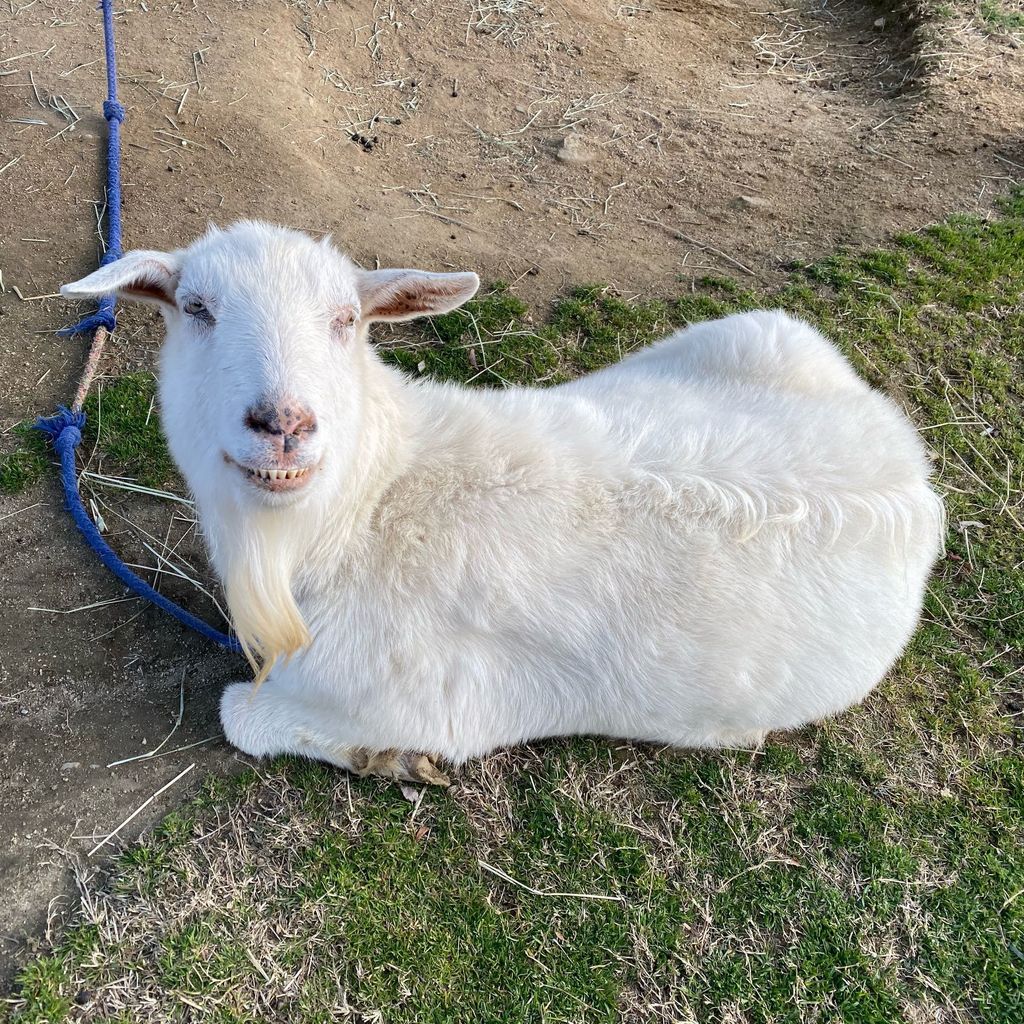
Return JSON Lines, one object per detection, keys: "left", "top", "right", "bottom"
{"left": 308, "top": 352, "right": 415, "bottom": 562}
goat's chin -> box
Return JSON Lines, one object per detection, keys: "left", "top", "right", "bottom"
{"left": 214, "top": 506, "right": 313, "bottom": 684}
{"left": 239, "top": 481, "right": 317, "bottom": 510}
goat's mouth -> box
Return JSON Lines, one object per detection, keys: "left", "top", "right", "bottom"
{"left": 225, "top": 455, "right": 320, "bottom": 494}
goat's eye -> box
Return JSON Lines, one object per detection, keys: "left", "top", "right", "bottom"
{"left": 182, "top": 296, "right": 213, "bottom": 322}
{"left": 331, "top": 306, "right": 357, "bottom": 334}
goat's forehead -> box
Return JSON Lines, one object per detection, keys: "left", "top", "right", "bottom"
{"left": 180, "top": 227, "right": 357, "bottom": 303}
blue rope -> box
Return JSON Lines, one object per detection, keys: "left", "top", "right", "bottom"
{"left": 35, "top": 1, "right": 242, "bottom": 656}
{"left": 36, "top": 410, "right": 242, "bottom": 653}
{"left": 58, "top": 0, "right": 124, "bottom": 338}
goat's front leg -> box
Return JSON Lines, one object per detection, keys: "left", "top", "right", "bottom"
{"left": 220, "top": 682, "right": 450, "bottom": 786}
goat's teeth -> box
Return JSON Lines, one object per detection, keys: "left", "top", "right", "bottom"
{"left": 246, "top": 465, "right": 313, "bottom": 484}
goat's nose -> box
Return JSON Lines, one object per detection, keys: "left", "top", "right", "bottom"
{"left": 244, "top": 397, "right": 317, "bottom": 449}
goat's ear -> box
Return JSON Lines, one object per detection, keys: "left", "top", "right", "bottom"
{"left": 61, "top": 250, "right": 181, "bottom": 309}
{"left": 357, "top": 268, "right": 479, "bottom": 323}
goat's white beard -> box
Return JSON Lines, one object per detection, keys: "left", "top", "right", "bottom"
{"left": 213, "top": 504, "right": 313, "bottom": 685}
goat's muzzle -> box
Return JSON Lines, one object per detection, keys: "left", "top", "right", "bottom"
{"left": 245, "top": 396, "right": 317, "bottom": 445}
{"left": 240, "top": 396, "right": 318, "bottom": 469}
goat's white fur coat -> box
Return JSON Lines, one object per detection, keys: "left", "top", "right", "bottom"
{"left": 63, "top": 222, "right": 944, "bottom": 772}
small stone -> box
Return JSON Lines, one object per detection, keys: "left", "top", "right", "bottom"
{"left": 732, "top": 195, "right": 771, "bottom": 211}
{"left": 874, "top": 16, "right": 885, "bottom": 28}
{"left": 556, "top": 136, "right": 595, "bottom": 165}
{"left": 60, "top": 762, "right": 81, "bottom": 772}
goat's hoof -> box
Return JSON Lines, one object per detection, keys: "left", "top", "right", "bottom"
{"left": 355, "top": 749, "right": 451, "bottom": 788}
{"left": 405, "top": 753, "right": 451, "bottom": 788}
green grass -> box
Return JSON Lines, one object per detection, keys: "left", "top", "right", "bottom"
{"left": 1, "top": 373, "right": 176, "bottom": 496}
{"left": 980, "top": 1, "right": 1024, "bottom": 31}
{"left": 4, "top": 195, "right": 1024, "bottom": 1022}
{"left": 0, "top": 422, "right": 49, "bottom": 495}
{"left": 79, "top": 372, "right": 176, "bottom": 488}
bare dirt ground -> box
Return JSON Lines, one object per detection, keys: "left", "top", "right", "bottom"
{"left": 1, "top": 0, "right": 1022, "bottom": 989}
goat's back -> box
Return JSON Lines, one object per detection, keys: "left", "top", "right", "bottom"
{"left": 557, "top": 309, "right": 934, "bottom": 523}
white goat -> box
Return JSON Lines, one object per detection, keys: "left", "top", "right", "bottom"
{"left": 63, "top": 222, "right": 944, "bottom": 784}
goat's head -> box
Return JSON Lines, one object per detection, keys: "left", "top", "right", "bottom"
{"left": 61, "top": 221, "right": 479, "bottom": 511}
{"left": 62, "top": 221, "right": 478, "bottom": 677}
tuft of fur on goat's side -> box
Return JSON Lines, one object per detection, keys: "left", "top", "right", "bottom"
{"left": 62, "top": 222, "right": 944, "bottom": 777}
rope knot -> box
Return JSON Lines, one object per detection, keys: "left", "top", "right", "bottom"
{"left": 57, "top": 307, "right": 117, "bottom": 337}
{"left": 33, "top": 406, "right": 87, "bottom": 449}
{"left": 102, "top": 100, "right": 125, "bottom": 123}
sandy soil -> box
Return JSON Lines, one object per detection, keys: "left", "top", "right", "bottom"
{"left": 1, "top": 0, "right": 1022, "bottom": 988}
